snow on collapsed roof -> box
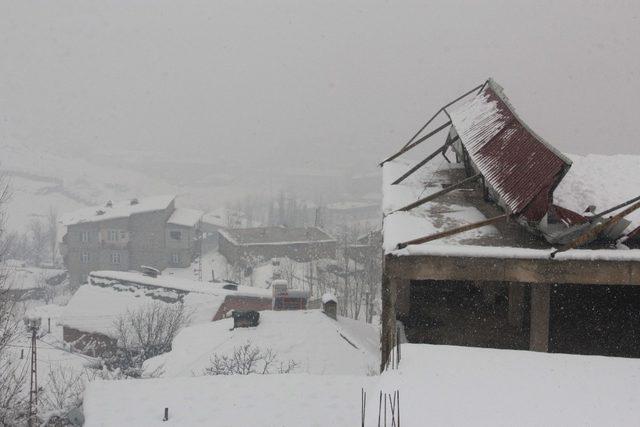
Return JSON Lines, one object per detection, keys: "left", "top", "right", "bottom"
{"left": 322, "top": 292, "right": 337, "bottom": 304}
{"left": 60, "top": 271, "right": 270, "bottom": 337}
{"left": 142, "top": 310, "right": 379, "bottom": 377}
{"left": 167, "top": 207, "right": 204, "bottom": 228}
{"left": 84, "top": 343, "right": 640, "bottom": 426}
{"left": 382, "top": 157, "right": 640, "bottom": 260}
{"left": 61, "top": 195, "right": 175, "bottom": 226}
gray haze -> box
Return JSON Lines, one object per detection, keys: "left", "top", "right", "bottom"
{"left": 2, "top": 0, "right": 639, "bottom": 174}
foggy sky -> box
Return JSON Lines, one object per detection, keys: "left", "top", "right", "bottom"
{"left": 1, "top": 0, "right": 639, "bottom": 173}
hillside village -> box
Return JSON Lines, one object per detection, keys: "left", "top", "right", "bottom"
{"left": 1, "top": 77, "right": 640, "bottom": 426}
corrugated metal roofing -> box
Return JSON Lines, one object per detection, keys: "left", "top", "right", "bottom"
{"left": 446, "top": 80, "right": 572, "bottom": 222}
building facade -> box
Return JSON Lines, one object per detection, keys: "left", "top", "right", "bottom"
{"left": 61, "top": 196, "right": 202, "bottom": 285}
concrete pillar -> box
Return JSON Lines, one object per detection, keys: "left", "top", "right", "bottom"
{"left": 508, "top": 283, "right": 525, "bottom": 328}
{"left": 529, "top": 284, "right": 551, "bottom": 352}
{"left": 396, "top": 279, "right": 411, "bottom": 318}
{"left": 380, "top": 267, "right": 397, "bottom": 371}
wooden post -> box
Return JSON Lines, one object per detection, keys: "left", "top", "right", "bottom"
{"left": 529, "top": 284, "right": 550, "bottom": 352}
{"left": 507, "top": 283, "right": 525, "bottom": 329}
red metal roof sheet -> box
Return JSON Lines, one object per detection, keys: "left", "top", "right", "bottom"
{"left": 446, "top": 80, "right": 572, "bottom": 222}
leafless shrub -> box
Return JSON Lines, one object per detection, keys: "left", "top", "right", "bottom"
{"left": 107, "top": 302, "right": 190, "bottom": 377}
{"left": 203, "top": 342, "right": 298, "bottom": 376}
{"left": 41, "top": 366, "right": 84, "bottom": 414}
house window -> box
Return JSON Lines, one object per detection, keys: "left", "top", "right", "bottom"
{"left": 119, "top": 230, "right": 128, "bottom": 240}
{"left": 171, "top": 253, "right": 180, "bottom": 265}
{"left": 170, "top": 230, "right": 182, "bottom": 241}
{"left": 80, "top": 231, "right": 89, "bottom": 243}
{"left": 111, "top": 252, "right": 121, "bottom": 264}
{"left": 108, "top": 230, "right": 118, "bottom": 241}
{"left": 81, "top": 252, "right": 89, "bottom": 264}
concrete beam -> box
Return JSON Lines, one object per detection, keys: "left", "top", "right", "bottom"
{"left": 529, "top": 284, "right": 550, "bottom": 352}
{"left": 385, "top": 254, "right": 640, "bottom": 286}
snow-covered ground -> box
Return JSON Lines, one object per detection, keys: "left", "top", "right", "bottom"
{"left": 84, "top": 343, "right": 640, "bottom": 426}
{"left": 84, "top": 373, "right": 373, "bottom": 427}
{"left": 144, "top": 310, "right": 380, "bottom": 377}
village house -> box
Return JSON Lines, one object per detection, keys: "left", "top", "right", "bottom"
{"left": 60, "top": 195, "right": 203, "bottom": 285}
{"left": 218, "top": 226, "right": 337, "bottom": 265}
{"left": 60, "top": 270, "right": 273, "bottom": 356}
{"left": 380, "top": 79, "right": 640, "bottom": 369}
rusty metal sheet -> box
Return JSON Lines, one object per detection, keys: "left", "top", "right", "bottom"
{"left": 446, "top": 80, "right": 572, "bottom": 222}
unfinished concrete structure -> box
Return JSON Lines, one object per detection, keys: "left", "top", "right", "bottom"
{"left": 380, "top": 79, "right": 640, "bottom": 368}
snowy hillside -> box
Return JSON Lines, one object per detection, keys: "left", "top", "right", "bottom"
{"left": 1, "top": 141, "right": 179, "bottom": 231}
{"left": 144, "top": 310, "right": 380, "bottom": 377}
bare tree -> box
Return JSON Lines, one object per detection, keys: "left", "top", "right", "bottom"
{"left": 27, "top": 218, "right": 47, "bottom": 266}
{"left": 0, "top": 171, "right": 27, "bottom": 425}
{"left": 108, "top": 302, "right": 190, "bottom": 377}
{"left": 203, "top": 342, "right": 297, "bottom": 376}
{"left": 40, "top": 365, "right": 84, "bottom": 415}
{"left": 47, "top": 207, "right": 58, "bottom": 266}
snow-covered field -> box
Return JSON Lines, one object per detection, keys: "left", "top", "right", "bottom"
{"left": 144, "top": 310, "right": 380, "bottom": 377}
{"left": 84, "top": 343, "right": 640, "bottom": 426}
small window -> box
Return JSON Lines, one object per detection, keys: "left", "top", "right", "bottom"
{"left": 170, "top": 230, "right": 182, "bottom": 241}
{"left": 109, "top": 230, "right": 118, "bottom": 241}
{"left": 171, "top": 253, "right": 180, "bottom": 265}
{"left": 80, "top": 231, "right": 89, "bottom": 243}
{"left": 119, "top": 230, "right": 128, "bottom": 240}
{"left": 81, "top": 252, "right": 89, "bottom": 264}
{"left": 111, "top": 252, "right": 121, "bottom": 264}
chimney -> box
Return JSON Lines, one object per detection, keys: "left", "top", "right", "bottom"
{"left": 322, "top": 293, "right": 337, "bottom": 320}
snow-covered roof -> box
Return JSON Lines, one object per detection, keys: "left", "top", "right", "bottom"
{"left": 60, "top": 271, "right": 270, "bottom": 337}
{"left": 143, "top": 310, "right": 379, "bottom": 377}
{"left": 219, "top": 226, "right": 336, "bottom": 246}
{"left": 167, "top": 208, "right": 204, "bottom": 228}
{"left": 61, "top": 195, "right": 175, "bottom": 226}
{"left": 322, "top": 293, "right": 337, "bottom": 304}
{"left": 382, "top": 155, "right": 640, "bottom": 260}
{"left": 554, "top": 153, "right": 640, "bottom": 231}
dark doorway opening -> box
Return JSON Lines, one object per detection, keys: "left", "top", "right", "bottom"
{"left": 550, "top": 284, "right": 640, "bottom": 358}
{"left": 401, "top": 280, "right": 530, "bottom": 350}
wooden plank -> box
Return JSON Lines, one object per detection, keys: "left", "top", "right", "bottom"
{"left": 380, "top": 121, "right": 451, "bottom": 166}
{"left": 392, "top": 135, "right": 460, "bottom": 185}
{"left": 396, "top": 213, "right": 509, "bottom": 249}
{"left": 393, "top": 173, "right": 482, "bottom": 211}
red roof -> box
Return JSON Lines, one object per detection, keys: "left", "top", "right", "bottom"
{"left": 446, "top": 80, "right": 572, "bottom": 222}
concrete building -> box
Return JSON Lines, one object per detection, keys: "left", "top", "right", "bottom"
{"left": 218, "top": 226, "right": 337, "bottom": 264}
{"left": 380, "top": 79, "right": 640, "bottom": 369}
{"left": 60, "top": 195, "right": 203, "bottom": 285}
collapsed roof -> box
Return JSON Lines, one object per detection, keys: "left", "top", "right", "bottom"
{"left": 382, "top": 78, "right": 640, "bottom": 253}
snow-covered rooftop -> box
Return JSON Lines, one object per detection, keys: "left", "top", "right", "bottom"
{"left": 382, "top": 154, "right": 640, "bottom": 260}
{"left": 61, "top": 195, "right": 175, "bottom": 226}
{"left": 220, "top": 226, "right": 336, "bottom": 246}
{"left": 167, "top": 207, "right": 204, "bottom": 228}
{"left": 60, "top": 271, "right": 270, "bottom": 337}
{"left": 143, "top": 310, "right": 379, "bottom": 377}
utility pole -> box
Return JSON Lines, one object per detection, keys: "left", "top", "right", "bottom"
{"left": 24, "top": 317, "right": 41, "bottom": 427}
